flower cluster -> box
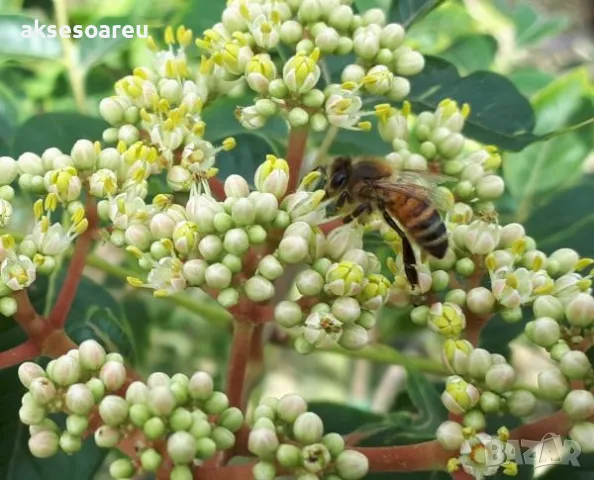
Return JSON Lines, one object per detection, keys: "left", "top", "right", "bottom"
{"left": 248, "top": 394, "right": 368, "bottom": 479}
{"left": 18, "top": 340, "right": 243, "bottom": 477}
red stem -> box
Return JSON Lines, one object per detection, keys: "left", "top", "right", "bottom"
{"left": 0, "top": 340, "right": 40, "bottom": 368}
{"left": 286, "top": 127, "right": 309, "bottom": 193}
{"left": 48, "top": 196, "right": 99, "bottom": 328}
{"left": 226, "top": 321, "right": 255, "bottom": 409}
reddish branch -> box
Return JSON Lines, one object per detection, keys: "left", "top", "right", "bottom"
{"left": 286, "top": 126, "right": 309, "bottom": 193}
{"left": 48, "top": 196, "right": 99, "bottom": 328}
{"left": 0, "top": 341, "right": 40, "bottom": 368}
{"left": 226, "top": 321, "right": 255, "bottom": 409}
{"left": 208, "top": 177, "right": 226, "bottom": 201}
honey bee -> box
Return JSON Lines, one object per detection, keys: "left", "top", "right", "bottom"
{"left": 321, "top": 156, "right": 453, "bottom": 286}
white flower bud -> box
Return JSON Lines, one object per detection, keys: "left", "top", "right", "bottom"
{"left": 533, "top": 295, "right": 564, "bottom": 321}
{"left": 441, "top": 376, "right": 479, "bottom": 414}
{"left": 549, "top": 248, "right": 580, "bottom": 275}
{"left": 476, "top": 175, "right": 505, "bottom": 200}
{"left": 245, "top": 275, "right": 275, "bottom": 302}
{"left": 565, "top": 293, "right": 594, "bottom": 327}
{"left": 182, "top": 259, "right": 207, "bottom": 286}
{"left": 224, "top": 174, "right": 250, "bottom": 198}
{"left": 65, "top": 383, "right": 95, "bottom": 415}
{"left": 278, "top": 236, "right": 308, "bottom": 264}
{"left": 394, "top": 47, "right": 424, "bottom": 75}
{"left": 569, "top": 422, "right": 594, "bottom": 454}
{"left": 279, "top": 20, "right": 303, "bottom": 45}
{"left": 325, "top": 225, "right": 363, "bottom": 261}
{"left": 335, "top": 450, "right": 368, "bottom": 480}
{"left": 70, "top": 139, "right": 97, "bottom": 170}
{"left": 258, "top": 255, "right": 284, "bottom": 280}
{"left": 254, "top": 193, "right": 279, "bottom": 223}
{"left": 97, "top": 148, "right": 121, "bottom": 171}
{"left": 563, "top": 390, "right": 594, "bottom": 421}
{"left": 436, "top": 420, "right": 465, "bottom": 450}
{"left": 199, "top": 235, "right": 224, "bottom": 261}
{"left": 464, "top": 220, "right": 500, "bottom": 255}
{"left": 205, "top": 263, "right": 233, "bottom": 290}
{"left": 332, "top": 296, "right": 361, "bottom": 323}
{"left": 485, "top": 363, "right": 515, "bottom": 393}
{"left": 380, "top": 23, "right": 405, "bottom": 49}
{"left": 0, "top": 156, "right": 18, "bottom": 186}
{"left": 125, "top": 224, "right": 151, "bottom": 251}
{"left": 506, "top": 389, "right": 536, "bottom": 417}
{"left": 149, "top": 213, "right": 176, "bottom": 239}
{"left": 167, "top": 165, "right": 192, "bottom": 191}
{"left": 338, "top": 324, "right": 368, "bottom": 350}
{"left": 353, "top": 27, "right": 380, "bottom": 60}
{"left": 274, "top": 301, "right": 303, "bottom": 328}
{"left": 525, "top": 317, "right": 560, "bottom": 348}
{"left": 18, "top": 152, "right": 44, "bottom": 176}
{"left": 296, "top": 269, "right": 324, "bottom": 296}
{"left": 223, "top": 228, "right": 250, "bottom": 256}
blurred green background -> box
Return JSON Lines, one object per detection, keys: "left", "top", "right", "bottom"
{"left": 0, "top": 0, "right": 592, "bottom": 478}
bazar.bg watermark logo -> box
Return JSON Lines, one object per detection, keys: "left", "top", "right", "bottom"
{"left": 487, "top": 433, "right": 581, "bottom": 468}
{"left": 21, "top": 19, "right": 148, "bottom": 39}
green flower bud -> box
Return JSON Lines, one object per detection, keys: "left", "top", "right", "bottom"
{"left": 339, "top": 324, "right": 369, "bottom": 350}
{"left": 249, "top": 427, "right": 280, "bottom": 458}
{"left": 283, "top": 48, "right": 321, "bottom": 95}
{"left": 189, "top": 416, "right": 212, "bottom": 439}
{"left": 268, "top": 78, "right": 288, "bottom": 98}
{"left": 443, "top": 339, "right": 473, "bottom": 375}
{"left": 197, "top": 235, "right": 223, "bottom": 261}
{"left": 253, "top": 461, "right": 277, "bottom": 480}
{"left": 171, "top": 465, "right": 193, "bottom": 480}
{"left": 559, "top": 350, "right": 591, "bottom": 379}
{"left": 204, "top": 391, "right": 230, "bottom": 415}
{"left": 479, "top": 391, "right": 501, "bottom": 413}
{"left": 463, "top": 410, "right": 486, "bottom": 431}
{"left": 168, "top": 431, "right": 197, "bottom": 464}
{"left": 302, "top": 443, "right": 331, "bottom": 473}
{"left": 253, "top": 417, "right": 276, "bottom": 431}
{"left": 273, "top": 210, "right": 290, "bottom": 229}
{"left": 218, "top": 407, "right": 244, "bottom": 432}
{"left": 294, "top": 412, "right": 324, "bottom": 445}
{"left": 428, "top": 302, "right": 466, "bottom": 338}
{"left": 525, "top": 317, "right": 560, "bottom": 348}
{"left": 231, "top": 198, "right": 256, "bottom": 226}
{"left": 563, "top": 390, "right": 594, "bottom": 421}
{"left": 455, "top": 258, "right": 475, "bottom": 278}
{"left": 445, "top": 289, "right": 467, "bottom": 306}
{"left": 335, "top": 450, "right": 369, "bottom": 480}
{"left": 248, "top": 225, "right": 267, "bottom": 244}
{"left": 99, "top": 360, "right": 127, "bottom": 392}
{"left": 569, "top": 422, "right": 594, "bottom": 454}
{"left": 436, "top": 420, "right": 465, "bottom": 450}
{"left": 410, "top": 305, "right": 429, "bottom": 325}
{"left": 288, "top": 107, "right": 310, "bottom": 127}
{"left": 222, "top": 228, "right": 249, "bottom": 256}
{"left": 258, "top": 255, "right": 284, "bottom": 281}
{"left": 550, "top": 341, "right": 571, "bottom": 362}
{"left": 29, "top": 430, "right": 59, "bottom": 458}
{"left": 294, "top": 269, "right": 324, "bottom": 297}
{"left": 537, "top": 369, "right": 569, "bottom": 401}
{"left": 77, "top": 340, "right": 106, "bottom": 371}
{"left": 86, "top": 378, "right": 105, "bottom": 402}
{"left": 217, "top": 287, "right": 238, "bottom": 308}
{"left": 148, "top": 385, "right": 176, "bottom": 416}
{"left": 169, "top": 407, "right": 192, "bottom": 431}
{"left": 325, "top": 261, "right": 365, "bottom": 296}
{"left": 192, "top": 437, "right": 215, "bottom": 460}
{"left": 189, "top": 371, "right": 213, "bottom": 400}
{"left": 50, "top": 355, "right": 81, "bottom": 386}
{"left": 441, "top": 376, "right": 480, "bottom": 414}
{"left": 212, "top": 426, "right": 235, "bottom": 450}
{"left": 357, "top": 273, "right": 390, "bottom": 310}
{"left": 144, "top": 416, "right": 166, "bottom": 439}
{"left": 506, "top": 390, "right": 536, "bottom": 417}
{"left": 565, "top": 293, "right": 594, "bottom": 327}
{"left": 140, "top": 448, "right": 163, "bottom": 472}
{"left": 65, "top": 414, "right": 88, "bottom": 436}
{"left": 19, "top": 403, "right": 46, "bottom": 425}
{"left": 276, "top": 444, "right": 301, "bottom": 468}
{"left": 362, "top": 7, "right": 386, "bottom": 25}
{"left": 485, "top": 364, "right": 516, "bottom": 393}
{"left": 109, "top": 458, "right": 134, "bottom": 479}
{"left": 533, "top": 295, "right": 564, "bottom": 321}
{"left": 0, "top": 296, "right": 17, "bottom": 317}
{"left": 65, "top": 383, "right": 95, "bottom": 415}
{"left": 253, "top": 193, "right": 279, "bottom": 224}
{"left": 297, "top": 0, "right": 322, "bottom": 23}
{"left": 59, "top": 432, "right": 82, "bottom": 453}
{"left": 129, "top": 404, "right": 150, "bottom": 427}
{"left": 99, "top": 395, "right": 129, "bottom": 426}
{"left": 94, "top": 425, "right": 121, "bottom": 448}
{"left": 501, "top": 307, "right": 523, "bottom": 324}
{"left": 29, "top": 377, "right": 57, "bottom": 406}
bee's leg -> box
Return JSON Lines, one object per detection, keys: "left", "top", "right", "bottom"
{"left": 343, "top": 202, "right": 372, "bottom": 224}
{"left": 335, "top": 191, "right": 352, "bottom": 210}
{"left": 381, "top": 211, "right": 419, "bottom": 286}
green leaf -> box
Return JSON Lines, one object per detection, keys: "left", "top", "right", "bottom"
{"left": 121, "top": 295, "right": 152, "bottom": 365}
{"left": 181, "top": 0, "right": 226, "bottom": 36}
{"left": 523, "top": 177, "right": 594, "bottom": 257}
{"left": 388, "top": 0, "right": 447, "bottom": 28}
{"left": 307, "top": 402, "right": 384, "bottom": 436}
{"left": 439, "top": 34, "right": 497, "bottom": 74}
{"left": 354, "top": 0, "right": 390, "bottom": 11}
{"left": 494, "top": 0, "right": 570, "bottom": 47}
{"left": 508, "top": 69, "right": 555, "bottom": 98}
{"left": 79, "top": 17, "right": 136, "bottom": 71}
{"left": 503, "top": 69, "right": 594, "bottom": 214}
{"left": 12, "top": 113, "right": 108, "bottom": 157}
{"left": 0, "top": 15, "right": 62, "bottom": 60}
{"left": 0, "top": 366, "right": 108, "bottom": 480}
{"left": 407, "top": 56, "right": 538, "bottom": 151}
{"left": 479, "top": 308, "right": 533, "bottom": 359}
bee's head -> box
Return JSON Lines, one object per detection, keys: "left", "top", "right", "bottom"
{"left": 325, "top": 157, "right": 352, "bottom": 197}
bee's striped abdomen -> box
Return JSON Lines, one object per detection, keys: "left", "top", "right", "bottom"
{"left": 388, "top": 196, "right": 448, "bottom": 259}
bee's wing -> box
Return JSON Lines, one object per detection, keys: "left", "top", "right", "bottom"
{"left": 373, "top": 170, "right": 455, "bottom": 212}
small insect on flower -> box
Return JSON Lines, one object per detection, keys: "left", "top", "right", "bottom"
{"left": 316, "top": 155, "right": 453, "bottom": 286}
